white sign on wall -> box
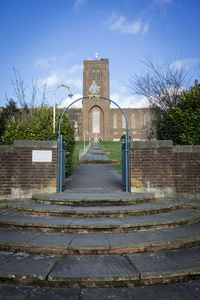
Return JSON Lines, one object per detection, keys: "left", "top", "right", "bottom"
{"left": 32, "top": 150, "right": 52, "bottom": 162}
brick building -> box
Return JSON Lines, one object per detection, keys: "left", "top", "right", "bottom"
{"left": 69, "top": 58, "right": 151, "bottom": 141}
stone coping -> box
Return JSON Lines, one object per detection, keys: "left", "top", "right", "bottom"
{"left": 14, "top": 140, "right": 57, "bottom": 148}
{"left": 0, "top": 145, "right": 13, "bottom": 152}
{"left": 130, "top": 140, "right": 200, "bottom": 152}
{"left": 131, "top": 140, "right": 173, "bottom": 149}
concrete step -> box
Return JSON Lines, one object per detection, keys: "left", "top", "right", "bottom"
{"left": 32, "top": 192, "right": 155, "bottom": 206}
{"left": 3, "top": 199, "right": 187, "bottom": 217}
{"left": 0, "top": 223, "right": 199, "bottom": 255}
{"left": 0, "top": 208, "right": 200, "bottom": 233}
{"left": 0, "top": 247, "right": 199, "bottom": 287}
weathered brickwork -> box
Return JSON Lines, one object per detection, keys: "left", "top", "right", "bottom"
{"left": 0, "top": 141, "right": 57, "bottom": 198}
{"left": 130, "top": 141, "right": 200, "bottom": 197}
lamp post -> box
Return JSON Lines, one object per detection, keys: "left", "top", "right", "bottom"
{"left": 53, "top": 84, "right": 73, "bottom": 134}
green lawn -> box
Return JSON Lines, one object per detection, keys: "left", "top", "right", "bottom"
{"left": 100, "top": 141, "right": 122, "bottom": 174}
{"left": 72, "top": 141, "right": 89, "bottom": 170}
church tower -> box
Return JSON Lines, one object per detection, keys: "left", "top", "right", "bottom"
{"left": 82, "top": 57, "right": 110, "bottom": 141}
{"left": 83, "top": 58, "right": 110, "bottom": 98}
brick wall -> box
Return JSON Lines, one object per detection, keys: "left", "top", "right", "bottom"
{"left": 0, "top": 140, "right": 57, "bottom": 199}
{"left": 130, "top": 141, "right": 200, "bottom": 198}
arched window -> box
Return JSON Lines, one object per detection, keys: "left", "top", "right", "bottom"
{"left": 92, "top": 107, "right": 100, "bottom": 133}
{"left": 144, "top": 113, "right": 150, "bottom": 127}
{"left": 122, "top": 115, "right": 126, "bottom": 129}
{"left": 113, "top": 114, "right": 117, "bottom": 128}
{"left": 131, "top": 113, "right": 135, "bottom": 129}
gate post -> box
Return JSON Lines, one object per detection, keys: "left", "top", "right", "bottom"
{"left": 57, "top": 133, "right": 63, "bottom": 193}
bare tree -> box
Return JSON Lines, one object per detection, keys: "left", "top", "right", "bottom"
{"left": 129, "top": 58, "right": 189, "bottom": 112}
{"left": 11, "top": 68, "right": 27, "bottom": 108}
{"left": 11, "top": 68, "right": 48, "bottom": 110}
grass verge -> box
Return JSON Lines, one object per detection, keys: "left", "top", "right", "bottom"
{"left": 100, "top": 141, "right": 122, "bottom": 174}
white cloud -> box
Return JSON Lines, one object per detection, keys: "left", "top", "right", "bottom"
{"left": 59, "top": 93, "right": 83, "bottom": 108}
{"left": 35, "top": 57, "right": 54, "bottom": 69}
{"left": 74, "top": 0, "right": 86, "bottom": 9}
{"left": 170, "top": 58, "right": 198, "bottom": 71}
{"left": 108, "top": 14, "right": 149, "bottom": 35}
{"left": 34, "top": 54, "right": 74, "bottom": 70}
{"left": 42, "top": 72, "right": 61, "bottom": 87}
{"left": 66, "top": 77, "right": 82, "bottom": 90}
{"left": 68, "top": 64, "right": 83, "bottom": 74}
{"left": 110, "top": 93, "right": 149, "bottom": 108}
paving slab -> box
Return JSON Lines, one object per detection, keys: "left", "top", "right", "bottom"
{"left": 69, "top": 233, "right": 110, "bottom": 250}
{"left": 107, "top": 232, "right": 149, "bottom": 249}
{"left": 0, "top": 227, "right": 40, "bottom": 244}
{"left": 0, "top": 285, "right": 81, "bottom": 300}
{"left": 1, "top": 282, "right": 200, "bottom": 300}
{"left": 128, "top": 247, "right": 200, "bottom": 280}
{"left": 127, "top": 281, "right": 200, "bottom": 300}
{"left": 0, "top": 251, "right": 57, "bottom": 281}
{"left": 48, "top": 255, "right": 139, "bottom": 282}
{"left": 0, "top": 285, "right": 31, "bottom": 300}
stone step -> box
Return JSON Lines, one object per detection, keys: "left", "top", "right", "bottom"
{"left": 3, "top": 199, "right": 184, "bottom": 217}
{"left": 0, "top": 223, "right": 199, "bottom": 255}
{"left": 88, "top": 149, "right": 105, "bottom": 155}
{"left": 0, "top": 208, "right": 200, "bottom": 233}
{"left": 32, "top": 192, "right": 155, "bottom": 206}
{"left": 0, "top": 247, "right": 199, "bottom": 287}
{"left": 1, "top": 281, "right": 200, "bottom": 299}
{"left": 81, "top": 159, "right": 113, "bottom": 164}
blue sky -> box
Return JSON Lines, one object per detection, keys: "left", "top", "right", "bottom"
{"left": 0, "top": 0, "right": 200, "bottom": 108}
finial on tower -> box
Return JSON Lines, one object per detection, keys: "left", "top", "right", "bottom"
{"left": 95, "top": 52, "right": 99, "bottom": 60}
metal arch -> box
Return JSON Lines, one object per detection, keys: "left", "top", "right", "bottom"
{"left": 57, "top": 96, "right": 130, "bottom": 193}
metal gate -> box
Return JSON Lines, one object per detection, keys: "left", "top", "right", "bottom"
{"left": 121, "top": 134, "right": 130, "bottom": 192}
{"left": 57, "top": 134, "right": 66, "bottom": 192}
{"left": 57, "top": 95, "right": 131, "bottom": 193}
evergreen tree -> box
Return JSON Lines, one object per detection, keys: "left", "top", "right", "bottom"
{"left": 157, "top": 81, "right": 200, "bottom": 145}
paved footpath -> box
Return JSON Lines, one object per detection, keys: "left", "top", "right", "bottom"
{"left": 65, "top": 143, "right": 122, "bottom": 192}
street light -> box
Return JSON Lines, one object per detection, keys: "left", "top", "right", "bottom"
{"left": 53, "top": 84, "right": 73, "bottom": 134}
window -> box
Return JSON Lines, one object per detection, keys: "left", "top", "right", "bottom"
{"left": 113, "top": 114, "right": 117, "bottom": 128}
{"left": 122, "top": 115, "right": 126, "bottom": 129}
{"left": 96, "top": 70, "right": 101, "bottom": 87}
{"left": 92, "top": 70, "right": 101, "bottom": 87}
{"left": 144, "top": 113, "right": 150, "bottom": 127}
{"left": 93, "top": 107, "right": 100, "bottom": 133}
{"left": 131, "top": 113, "right": 135, "bottom": 129}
